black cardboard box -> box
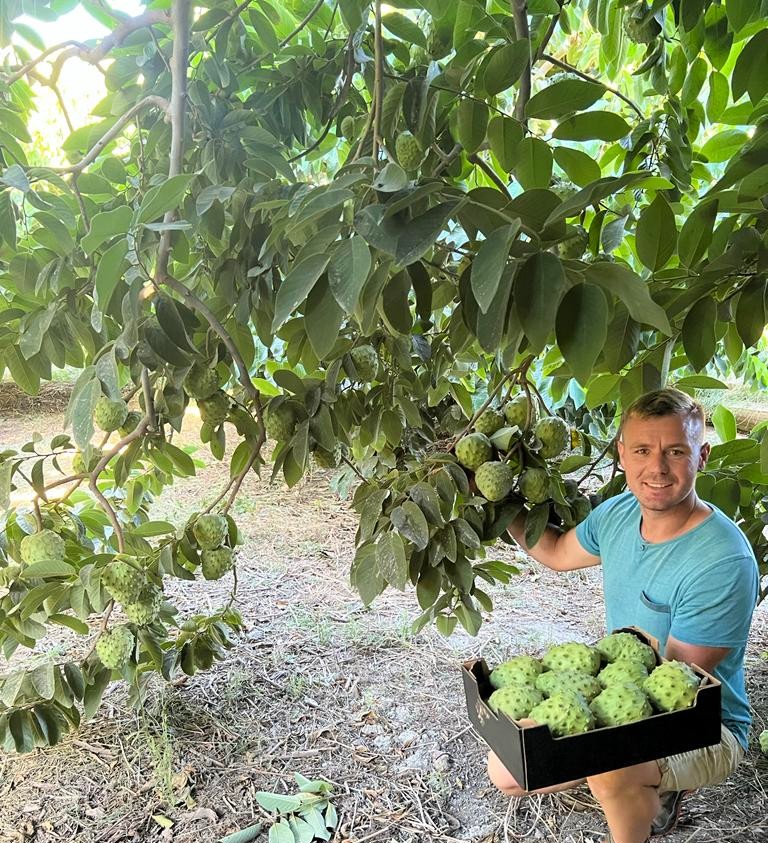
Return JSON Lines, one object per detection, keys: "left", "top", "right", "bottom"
{"left": 462, "top": 627, "right": 721, "bottom": 791}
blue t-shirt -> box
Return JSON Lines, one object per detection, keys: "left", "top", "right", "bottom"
{"left": 575, "top": 491, "right": 758, "bottom": 750}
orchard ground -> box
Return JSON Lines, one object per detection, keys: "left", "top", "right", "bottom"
{"left": 0, "top": 394, "right": 767, "bottom": 843}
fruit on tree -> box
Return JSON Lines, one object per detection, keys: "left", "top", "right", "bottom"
{"left": 395, "top": 131, "right": 425, "bottom": 170}
{"left": 101, "top": 559, "right": 144, "bottom": 604}
{"left": 475, "top": 409, "right": 505, "bottom": 436}
{"left": 535, "top": 416, "right": 570, "bottom": 459}
{"left": 192, "top": 514, "right": 228, "bottom": 550}
{"left": 96, "top": 626, "right": 135, "bottom": 669}
{"left": 123, "top": 586, "right": 163, "bottom": 625}
{"left": 184, "top": 362, "right": 220, "bottom": 400}
{"left": 93, "top": 395, "right": 129, "bottom": 433}
{"left": 349, "top": 345, "right": 379, "bottom": 382}
{"left": 475, "top": 460, "right": 516, "bottom": 502}
{"left": 518, "top": 468, "right": 550, "bottom": 504}
{"left": 198, "top": 391, "right": 230, "bottom": 426}
{"left": 556, "top": 224, "right": 589, "bottom": 259}
{"left": 20, "top": 530, "right": 65, "bottom": 565}
{"left": 623, "top": 4, "right": 661, "bottom": 43}
{"left": 504, "top": 395, "right": 534, "bottom": 429}
{"left": 313, "top": 443, "right": 342, "bottom": 469}
{"left": 118, "top": 411, "right": 142, "bottom": 437}
{"left": 455, "top": 432, "right": 493, "bottom": 471}
{"left": 201, "top": 546, "right": 234, "bottom": 580}
{"left": 72, "top": 448, "right": 102, "bottom": 475}
{"left": 265, "top": 403, "right": 297, "bottom": 442}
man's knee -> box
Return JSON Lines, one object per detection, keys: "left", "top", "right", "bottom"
{"left": 588, "top": 762, "right": 662, "bottom": 802}
{"left": 487, "top": 751, "right": 528, "bottom": 796}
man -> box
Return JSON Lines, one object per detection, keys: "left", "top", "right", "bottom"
{"left": 488, "top": 388, "right": 759, "bottom": 843}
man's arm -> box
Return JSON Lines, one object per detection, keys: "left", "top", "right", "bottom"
{"left": 664, "top": 635, "right": 731, "bottom": 675}
{"left": 508, "top": 515, "right": 600, "bottom": 572}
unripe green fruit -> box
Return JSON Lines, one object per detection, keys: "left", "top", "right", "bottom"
{"left": 542, "top": 642, "right": 601, "bottom": 676}
{"left": 96, "top": 626, "right": 135, "bottom": 669}
{"left": 340, "top": 115, "right": 356, "bottom": 139}
{"left": 518, "top": 468, "right": 550, "bottom": 504}
{"left": 455, "top": 432, "right": 493, "bottom": 471}
{"left": 591, "top": 682, "right": 653, "bottom": 727}
{"left": 503, "top": 395, "right": 534, "bottom": 429}
{"left": 101, "top": 559, "right": 144, "bottom": 604}
{"left": 759, "top": 730, "right": 768, "bottom": 756}
{"left": 623, "top": 6, "right": 661, "bottom": 43}
{"left": 198, "top": 391, "right": 230, "bottom": 426}
{"left": 185, "top": 363, "right": 220, "bottom": 400}
{"left": 490, "top": 656, "right": 544, "bottom": 688}
{"left": 556, "top": 224, "right": 588, "bottom": 259}
{"left": 118, "top": 411, "right": 142, "bottom": 437}
{"left": 349, "top": 345, "right": 379, "bottom": 382}
{"left": 93, "top": 396, "right": 129, "bottom": 433}
{"left": 313, "top": 442, "right": 342, "bottom": 469}
{"left": 72, "top": 448, "right": 102, "bottom": 475}
{"left": 488, "top": 683, "right": 544, "bottom": 720}
{"left": 528, "top": 691, "right": 594, "bottom": 736}
{"left": 535, "top": 669, "right": 603, "bottom": 702}
{"left": 475, "top": 461, "right": 516, "bottom": 502}
{"left": 136, "top": 339, "right": 161, "bottom": 370}
{"left": 192, "top": 514, "right": 228, "bottom": 550}
{"left": 20, "top": 530, "right": 65, "bottom": 565}
{"left": 395, "top": 131, "right": 425, "bottom": 171}
{"left": 201, "top": 546, "right": 234, "bottom": 580}
{"left": 474, "top": 410, "right": 504, "bottom": 436}
{"left": 0, "top": 562, "right": 22, "bottom": 585}
{"left": 265, "top": 404, "right": 297, "bottom": 442}
{"left": 123, "top": 586, "right": 163, "bottom": 625}
{"left": 535, "top": 416, "right": 570, "bottom": 459}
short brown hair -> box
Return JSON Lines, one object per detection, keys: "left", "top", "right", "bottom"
{"left": 620, "top": 388, "right": 704, "bottom": 438}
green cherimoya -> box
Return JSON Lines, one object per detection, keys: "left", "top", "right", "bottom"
{"left": 313, "top": 442, "right": 342, "bottom": 469}
{"left": 590, "top": 682, "right": 653, "bottom": 727}
{"left": 643, "top": 661, "right": 700, "bottom": 712}
{"left": 96, "top": 626, "right": 135, "bottom": 669}
{"left": 201, "top": 546, "right": 234, "bottom": 580}
{"left": 488, "top": 683, "right": 544, "bottom": 720}
{"left": 349, "top": 345, "right": 379, "bottom": 382}
{"left": 123, "top": 586, "right": 163, "bottom": 625}
{"left": 20, "top": 529, "right": 65, "bottom": 565}
{"left": 504, "top": 394, "right": 535, "bottom": 429}
{"left": 542, "top": 642, "right": 601, "bottom": 676}
{"left": 93, "top": 395, "right": 129, "bottom": 433}
{"left": 556, "top": 224, "right": 589, "bottom": 259}
{"left": 535, "top": 416, "right": 570, "bottom": 460}
{"left": 759, "top": 730, "right": 768, "bottom": 756}
{"left": 528, "top": 691, "right": 594, "bottom": 737}
{"left": 198, "top": 391, "right": 230, "bottom": 426}
{"left": 455, "top": 432, "right": 493, "bottom": 471}
{"left": 518, "top": 468, "right": 550, "bottom": 504}
{"left": 623, "top": 4, "right": 661, "bottom": 43}
{"left": 490, "top": 655, "right": 544, "bottom": 688}
{"left": 118, "top": 411, "right": 142, "bottom": 437}
{"left": 475, "top": 461, "right": 516, "bottom": 502}
{"left": 193, "top": 513, "right": 228, "bottom": 550}
{"left": 596, "top": 632, "right": 657, "bottom": 671}
{"left": 395, "top": 131, "right": 425, "bottom": 171}
{"left": 535, "top": 669, "right": 602, "bottom": 702}
{"left": 101, "top": 559, "right": 144, "bottom": 604}
{"left": 265, "top": 403, "right": 297, "bottom": 442}
{"left": 597, "top": 658, "right": 649, "bottom": 689}
{"left": 72, "top": 447, "right": 102, "bottom": 475}
{"left": 185, "top": 362, "right": 220, "bottom": 400}
{"left": 475, "top": 409, "right": 505, "bottom": 436}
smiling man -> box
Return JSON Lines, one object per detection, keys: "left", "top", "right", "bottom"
{"left": 489, "top": 388, "right": 759, "bottom": 843}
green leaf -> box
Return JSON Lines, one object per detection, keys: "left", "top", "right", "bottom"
{"left": 471, "top": 223, "right": 519, "bottom": 313}
{"left": 524, "top": 504, "right": 550, "bottom": 548}
{"left": 70, "top": 376, "right": 102, "bottom": 450}
{"left": 711, "top": 405, "right": 737, "bottom": 444}
{"left": 255, "top": 792, "right": 303, "bottom": 812}
{"left": 585, "top": 262, "right": 671, "bottom": 334}
{"left": 455, "top": 99, "right": 489, "bottom": 155}
{"left": 513, "top": 137, "right": 553, "bottom": 190}
{"left": 555, "top": 283, "right": 609, "bottom": 386}
{"left": 133, "top": 520, "right": 176, "bottom": 537}
{"left": 395, "top": 200, "right": 462, "bottom": 266}
{"left": 382, "top": 12, "right": 427, "bottom": 47}
{"left": 49, "top": 614, "right": 90, "bottom": 635}
{"left": 682, "top": 297, "right": 717, "bottom": 372}
{"left": 268, "top": 820, "right": 295, "bottom": 843}
{"left": 559, "top": 454, "right": 592, "bottom": 473}
{"left": 525, "top": 80, "right": 604, "bottom": 120}
{"left": 552, "top": 111, "right": 631, "bottom": 142}
{"left": 327, "top": 237, "right": 369, "bottom": 316}
{"left": 487, "top": 116, "right": 523, "bottom": 173}
{"left": 678, "top": 200, "right": 717, "bottom": 268}
{"left": 305, "top": 275, "right": 344, "bottom": 359}
{"left": 1, "top": 164, "right": 30, "bottom": 192}
{"left": 272, "top": 254, "right": 330, "bottom": 331}
{"left": 680, "top": 56, "right": 708, "bottom": 107}
{"left": 21, "top": 560, "right": 77, "bottom": 578}
{"left": 375, "top": 531, "right": 408, "bottom": 591}
{"left": 81, "top": 206, "right": 132, "bottom": 255}
{"left": 0, "top": 190, "right": 16, "bottom": 249}
{"left": 706, "top": 71, "right": 729, "bottom": 123}
{"left": 674, "top": 375, "right": 729, "bottom": 390}
{"left": 635, "top": 194, "right": 677, "bottom": 271}
{"left": 515, "top": 252, "right": 566, "bottom": 352}
{"left": 351, "top": 543, "right": 385, "bottom": 606}
{"left": 735, "top": 277, "right": 767, "bottom": 348}
{"left": 553, "top": 146, "right": 602, "bottom": 187}
{"left": 94, "top": 237, "right": 128, "bottom": 314}
{"left": 390, "top": 501, "right": 430, "bottom": 550}
{"left": 483, "top": 41, "right": 531, "bottom": 96}
{"left": 701, "top": 130, "right": 749, "bottom": 164}
{"left": 135, "top": 174, "right": 194, "bottom": 225}
{"left": 586, "top": 373, "right": 621, "bottom": 409}
{"left": 196, "top": 184, "right": 235, "bottom": 216}
{"left": 732, "top": 30, "right": 768, "bottom": 104}
{"left": 155, "top": 294, "right": 197, "bottom": 353}
{"left": 725, "top": 0, "right": 758, "bottom": 31}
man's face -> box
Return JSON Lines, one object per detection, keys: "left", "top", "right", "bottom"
{"left": 617, "top": 412, "right": 710, "bottom": 513}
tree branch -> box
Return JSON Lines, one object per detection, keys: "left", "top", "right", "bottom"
{"left": 468, "top": 153, "right": 511, "bottom": 197}
{"left": 372, "top": 0, "right": 384, "bottom": 161}
{"left": 5, "top": 40, "right": 89, "bottom": 85}
{"left": 512, "top": 0, "right": 531, "bottom": 124}
{"left": 541, "top": 53, "right": 645, "bottom": 119}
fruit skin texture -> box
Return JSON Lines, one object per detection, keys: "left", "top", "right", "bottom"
{"left": 123, "top": 586, "right": 163, "bottom": 625}
{"left": 504, "top": 395, "right": 534, "bottom": 429}
{"left": 542, "top": 642, "right": 601, "bottom": 676}
{"left": 313, "top": 443, "right": 342, "bottom": 469}
{"left": 535, "top": 416, "right": 570, "bottom": 459}
{"left": 518, "top": 468, "right": 550, "bottom": 504}
{"left": 349, "top": 345, "right": 379, "bottom": 382}
{"left": 488, "top": 683, "right": 544, "bottom": 720}
{"left": 96, "top": 626, "right": 135, "bottom": 669}
{"left": 597, "top": 659, "right": 649, "bottom": 689}
{"left": 590, "top": 682, "right": 653, "bottom": 727}
{"left": 72, "top": 448, "right": 102, "bottom": 475}
{"left": 490, "top": 656, "right": 544, "bottom": 688}
{"left": 528, "top": 690, "right": 594, "bottom": 736}
{"left": 556, "top": 224, "right": 589, "bottom": 259}
{"left": 101, "top": 560, "right": 144, "bottom": 604}
{"left": 395, "top": 131, "right": 425, "bottom": 170}
{"left": 475, "top": 461, "right": 516, "bottom": 502}
{"left": 198, "top": 391, "right": 230, "bottom": 426}
{"left": 20, "top": 530, "right": 66, "bottom": 565}
{"left": 265, "top": 403, "right": 297, "bottom": 442}
{"left": 535, "top": 669, "right": 602, "bottom": 702}
{"left": 475, "top": 410, "right": 505, "bottom": 436}
{"left": 759, "top": 730, "right": 768, "bottom": 756}
{"left": 201, "top": 546, "right": 234, "bottom": 580}
{"left": 185, "top": 363, "right": 220, "bottom": 400}
{"left": 193, "top": 514, "right": 228, "bottom": 550}
{"left": 643, "top": 662, "right": 700, "bottom": 712}
{"left": 118, "top": 411, "right": 142, "bottom": 437}
{"left": 93, "top": 396, "right": 129, "bottom": 432}
{"left": 596, "top": 632, "right": 657, "bottom": 671}
{"left": 623, "top": 5, "right": 661, "bottom": 43}
{"left": 455, "top": 432, "right": 493, "bottom": 471}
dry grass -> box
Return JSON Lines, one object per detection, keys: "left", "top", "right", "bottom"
{"left": 0, "top": 406, "right": 766, "bottom": 843}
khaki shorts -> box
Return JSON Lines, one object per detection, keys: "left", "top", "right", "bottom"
{"left": 657, "top": 724, "right": 745, "bottom": 792}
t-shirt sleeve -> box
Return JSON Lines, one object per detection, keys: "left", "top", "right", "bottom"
{"left": 670, "top": 555, "right": 758, "bottom": 648}
{"left": 575, "top": 497, "right": 607, "bottom": 555}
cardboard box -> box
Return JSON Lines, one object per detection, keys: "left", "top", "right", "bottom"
{"left": 462, "top": 627, "right": 721, "bottom": 791}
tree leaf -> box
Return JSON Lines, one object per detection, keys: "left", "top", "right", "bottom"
{"left": 471, "top": 223, "right": 519, "bottom": 313}
{"left": 682, "top": 297, "right": 717, "bottom": 372}
{"left": 350, "top": 543, "right": 385, "bottom": 606}
{"left": 553, "top": 146, "right": 602, "bottom": 187}
{"left": 484, "top": 41, "right": 531, "bottom": 96}
{"left": 552, "top": 111, "right": 631, "bottom": 142}
{"left": 81, "top": 206, "right": 132, "bottom": 255}
{"left": 390, "top": 501, "right": 430, "bottom": 550}
{"left": 678, "top": 200, "right": 717, "bottom": 268}
{"left": 515, "top": 252, "right": 566, "bottom": 352}
{"left": 525, "top": 79, "right": 604, "bottom": 120}
{"left": 635, "top": 194, "right": 677, "bottom": 271}
{"left": 455, "top": 99, "right": 488, "bottom": 155}
{"left": 382, "top": 12, "right": 427, "bottom": 47}
{"left": 272, "top": 254, "right": 330, "bottom": 331}
{"left": 375, "top": 531, "right": 408, "bottom": 591}
{"left": 136, "top": 174, "right": 194, "bottom": 225}
{"left": 555, "top": 283, "right": 609, "bottom": 385}
{"left": 305, "top": 275, "right": 344, "bottom": 360}
{"left": 513, "top": 137, "right": 553, "bottom": 189}
{"left": 585, "top": 262, "right": 671, "bottom": 334}
{"left": 487, "top": 116, "right": 523, "bottom": 172}
{"left": 94, "top": 238, "right": 128, "bottom": 314}
{"left": 732, "top": 30, "right": 768, "bottom": 104}
{"left": 711, "top": 404, "right": 737, "bottom": 443}
{"left": 735, "top": 277, "right": 767, "bottom": 348}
